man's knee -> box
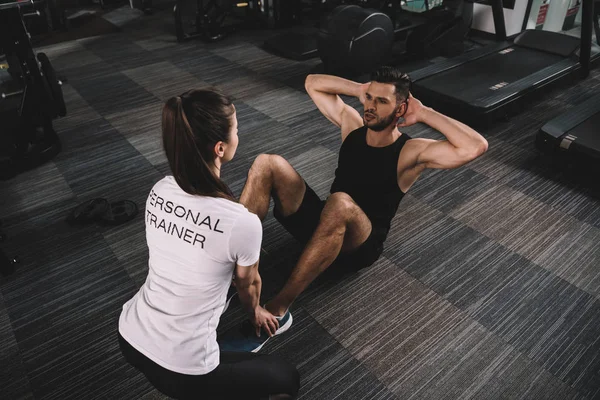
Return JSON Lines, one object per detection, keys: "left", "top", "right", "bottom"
{"left": 322, "top": 192, "right": 358, "bottom": 225}
{"left": 326, "top": 192, "right": 356, "bottom": 213}
{"left": 250, "top": 154, "right": 288, "bottom": 176}
{"left": 250, "top": 153, "right": 272, "bottom": 171}
{"left": 248, "top": 154, "right": 274, "bottom": 181}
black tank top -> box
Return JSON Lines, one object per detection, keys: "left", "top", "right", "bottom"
{"left": 330, "top": 126, "right": 411, "bottom": 235}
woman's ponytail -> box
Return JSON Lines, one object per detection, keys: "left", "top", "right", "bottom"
{"left": 161, "top": 89, "right": 236, "bottom": 201}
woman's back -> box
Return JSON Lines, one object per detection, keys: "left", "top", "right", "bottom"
{"left": 119, "top": 176, "right": 261, "bottom": 375}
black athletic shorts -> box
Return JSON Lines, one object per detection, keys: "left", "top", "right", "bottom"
{"left": 118, "top": 333, "right": 300, "bottom": 400}
{"left": 273, "top": 182, "right": 386, "bottom": 273}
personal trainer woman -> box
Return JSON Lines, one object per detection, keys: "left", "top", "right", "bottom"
{"left": 117, "top": 88, "right": 300, "bottom": 400}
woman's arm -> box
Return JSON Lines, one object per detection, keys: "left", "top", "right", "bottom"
{"left": 235, "top": 261, "right": 279, "bottom": 337}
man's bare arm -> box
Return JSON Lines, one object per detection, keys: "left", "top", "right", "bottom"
{"left": 305, "top": 74, "right": 365, "bottom": 140}
{"left": 399, "top": 94, "right": 488, "bottom": 170}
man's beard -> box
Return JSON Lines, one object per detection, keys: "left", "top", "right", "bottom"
{"left": 364, "top": 110, "right": 396, "bottom": 132}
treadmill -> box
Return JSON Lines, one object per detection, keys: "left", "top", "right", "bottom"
{"left": 536, "top": 1, "right": 600, "bottom": 166}
{"left": 410, "top": 0, "right": 600, "bottom": 126}
{"left": 537, "top": 93, "right": 600, "bottom": 163}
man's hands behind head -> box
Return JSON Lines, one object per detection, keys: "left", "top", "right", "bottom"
{"left": 397, "top": 93, "right": 428, "bottom": 128}
{"left": 358, "top": 82, "right": 371, "bottom": 105}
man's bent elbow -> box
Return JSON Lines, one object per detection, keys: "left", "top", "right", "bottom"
{"left": 305, "top": 74, "right": 317, "bottom": 91}
{"left": 455, "top": 138, "right": 488, "bottom": 166}
{"left": 476, "top": 137, "right": 489, "bottom": 157}
{"left": 466, "top": 138, "right": 488, "bottom": 162}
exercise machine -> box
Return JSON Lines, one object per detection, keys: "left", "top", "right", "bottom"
{"left": 409, "top": 0, "right": 600, "bottom": 127}
{"left": 262, "top": 0, "right": 321, "bottom": 61}
{"left": 537, "top": 92, "right": 600, "bottom": 166}
{"left": 264, "top": 0, "right": 473, "bottom": 62}
{"left": 174, "top": 0, "right": 296, "bottom": 42}
{"left": 536, "top": 0, "right": 600, "bottom": 168}
{"left": 262, "top": 0, "right": 388, "bottom": 61}
{"left": 174, "top": 0, "right": 260, "bottom": 42}
{"left": 318, "top": 5, "right": 395, "bottom": 75}
{"left": 313, "top": 0, "right": 473, "bottom": 75}
{"left": 1, "top": 0, "right": 67, "bottom": 180}
{"left": 402, "top": 0, "right": 474, "bottom": 58}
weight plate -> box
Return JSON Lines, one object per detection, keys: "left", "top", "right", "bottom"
{"left": 100, "top": 200, "right": 138, "bottom": 226}
{"left": 66, "top": 198, "right": 109, "bottom": 225}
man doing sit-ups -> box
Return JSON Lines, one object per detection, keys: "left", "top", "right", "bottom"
{"left": 222, "top": 66, "right": 488, "bottom": 353}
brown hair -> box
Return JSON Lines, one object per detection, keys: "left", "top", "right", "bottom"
{"left": 162, "top": 89, "right": 235, "bottom": 201}
{"left": 371, "top": 66, "right": 411, "bottom": 103}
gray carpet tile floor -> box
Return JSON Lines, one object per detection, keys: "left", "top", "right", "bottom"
{"left": 2, "top": 4, "right": 600, "bottom": 400}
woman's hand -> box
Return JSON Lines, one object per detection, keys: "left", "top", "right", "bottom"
{"left": 251, "top": 306, "right": 280, "bottom": 337}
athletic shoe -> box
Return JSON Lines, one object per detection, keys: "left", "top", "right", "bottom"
{"left": 219, "top": 310, "right": 293, "bottom": 353}
{"left": 223, "top": 285, "right": 237, "bottom": 314}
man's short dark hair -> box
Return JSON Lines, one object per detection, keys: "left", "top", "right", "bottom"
{"left": 370, "top": 66, "right": 411, "bottom": 103}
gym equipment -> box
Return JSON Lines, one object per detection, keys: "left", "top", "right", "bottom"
{"left": 409, "top": 0, "right": 599, "bottom": 127}
{"left": 265, "top": 0, "right": 473, "bottom": 62}
{"left": 1, "top": 0, "right": 67, "bottom": 180}
{"left": 536, "top": 91, "right": 600, "bottom": 165}
{"left": 317, "top": 5, "right": 395, "bottom": 75}
{"left": 100, "top": 200, "right": 139, "bottom": 226}
{"left": 66, "top": 198, "right": 110, "bottom": 225}
{"left": 262, "top": 0, "right": 321, "bottom": 61}
{"left": 174, "top": 0, "right": 262, "bottom": 42}
{"left": 402, "top": 0, "right": 473, "bottom": 58}
{"left": 66, "top": 199, "right": 139, "bottom": 226}
{"left": 174, "top": 0, "right": 293, "bottom": 42}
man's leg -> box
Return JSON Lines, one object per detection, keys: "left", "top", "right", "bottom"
{"left": 240, "top": 154, "right": 306, "bottom": 221}
{"left": 266, "top": 192, "right": 372, "bottom": 317}
{"left": 240, "top": 155, "right": 373, "bottom": 317}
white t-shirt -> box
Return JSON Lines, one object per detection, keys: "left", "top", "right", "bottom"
{"left": 119, "top": 176, "right": 262, "bottom": 375}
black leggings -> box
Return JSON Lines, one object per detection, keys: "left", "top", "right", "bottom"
{"left": 118, "top": 334, "right": 300, "bottom": 400}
